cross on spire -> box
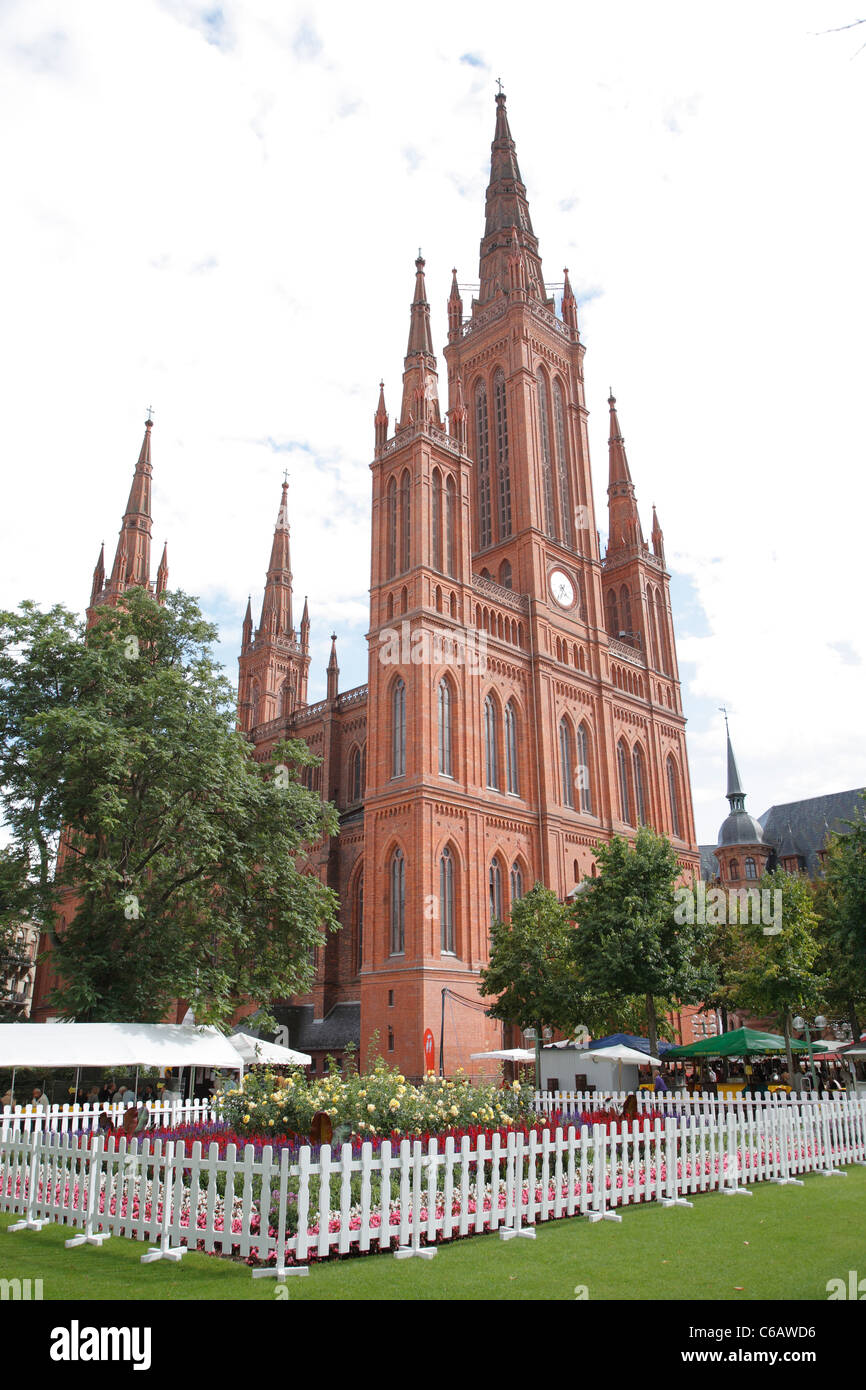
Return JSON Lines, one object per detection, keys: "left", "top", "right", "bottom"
{"left": 145, "top": 405, "right": 154, "bottom": 423}
{"left": 496, "top": 77, "right": 503, "bottom": 94}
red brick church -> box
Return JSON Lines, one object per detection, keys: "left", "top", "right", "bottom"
{"left": 238, "top": 91, "right": 701, "bottom": 1075}
{"left": 33, "top": 92, "right": 703, "bottom": 1071}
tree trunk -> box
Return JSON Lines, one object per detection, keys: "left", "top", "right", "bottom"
{"left": 645, "top": 994, "right": 659, "bottom": 1066}
{"left": 848, "top": 1000, "right": 861, "bottom": 1044}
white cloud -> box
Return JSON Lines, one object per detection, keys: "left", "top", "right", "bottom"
{"left": 1, "top": 0, "right": 864, "bottom": 844}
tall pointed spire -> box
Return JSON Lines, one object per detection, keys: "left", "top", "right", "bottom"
{"left": 478, "top": 89, "right": 545, "bottom": 306}
{"left": 447, "top": 268, "right": 463, "bottom": 342}
{"left": 90, "top": 543, "right": 105, "bottom": 606}
{"left": 300, "top": 596, "right": 310, "bottom": 654}
{"left": 651, "top": 505, "right": 665, "bottom": 566}
{"left": 723, "top": 711, "right": 746, "bottom": 811}
{"left": 107, "top": 417, "right": 154, "bottom": 597}
{"left": 156, "top": 542, "right": 169, "bottom": 597}
{"left": 326, "top": 632, "right": 340, "bottom": 702}
{"left": 374, "top": 381, "right": 389, "bottom": 454}
{"left": 561, "top": 267, "right": 579, "bottom": 333}
{"left": 241, "top": 596, "right": 253, "bottom": 654}
{"left": 399, "top": 255, "right": 440, "bottom": 429}
{"left": 258, "top": 478, "right": 294, "bottom": 638}
{"left": 606, "top": 391, "right": 644, "bottom": 556}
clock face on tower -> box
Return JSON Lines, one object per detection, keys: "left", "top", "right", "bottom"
{"left": 549, "top": 569, "right": 575, "bottom": 609}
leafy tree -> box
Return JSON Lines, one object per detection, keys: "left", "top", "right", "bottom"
{"left": 570, "top": 828, "right": 716, "bottom": 1060}
{"left": 0, "top": 846, "right": 32, "bottom": 1020}
{"left": 726, "top": 868, "right": 824, "bottom": 1091}
{"left": 480, "top": 882, "right": 675, "bottom": 1064}
{"left": 480, "top": 884, "right": 584, "bottom": 1037}
{"left": 816, "top": 794, "right": 866, "bottom": 1038}
{"left": 0, "top": 589, "right": 339, "bottom": 1026}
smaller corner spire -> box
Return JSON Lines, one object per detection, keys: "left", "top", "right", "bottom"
{"left": 561, "top": 267, "right": 579, "bottom": 333}
{"left": 447, "top": 267, "right": 463, "bottom": 342}
{"left": 651, "top": 504, "right": 665, "bottom": 565}
{"left": 156, "top": 541, "right": 169, "bottom": 598}
{"left": 326, "top": 632, "right": 339, "bottom": 701}
{"left": 374, "top": 380, "right": 389, "bottom": 454}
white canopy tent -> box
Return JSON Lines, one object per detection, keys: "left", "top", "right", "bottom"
{"left": 469, "top": 1048, "right": 536, "bottom": 1062}
{"left": 0, "top": 1023, "right": 244, "bottom": 1104}
{"left": 228, "top": 1032, "right": 311, "bottom": 1067}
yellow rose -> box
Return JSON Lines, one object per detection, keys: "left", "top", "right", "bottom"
{"left": 243, "top": 1114, "right": 250, "bottom": 1123}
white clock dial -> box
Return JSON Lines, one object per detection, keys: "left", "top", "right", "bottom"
{"left": 549, "top": 569, "right": 575, "bottom": 608}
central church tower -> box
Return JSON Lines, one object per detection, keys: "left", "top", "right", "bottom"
{"left": 360, "top": 90, "right": 700, "bottom": 1074}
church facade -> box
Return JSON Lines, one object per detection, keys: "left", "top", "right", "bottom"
{"left": 238, "top": 92, "right": 702, "bottom": 1076}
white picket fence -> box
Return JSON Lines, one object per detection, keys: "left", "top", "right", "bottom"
{"left": 2, "top": 1096, "right": 865, "bottom": 1273}
{"left": 0, "top": 1098, "right": 218, "bottom": 1140}
{"left": 531, "top": 1088, "right": 842, "bottom": 1121}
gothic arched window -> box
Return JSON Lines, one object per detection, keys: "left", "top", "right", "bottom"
{"left": 399, "top": 469, "right": 411, "bottom": 572}
{"left": 510, "top": 862, "right": 524, "bottom": 906}
{"left": 438, "top": 678, "right": 452, "bottom": 777}
{"left": 617, "top": 739, "right": 631, "bottom": 824}
{"left": 440, "top": 846, "right": 455, "bottom": 953}
{"left": 536, "top": 369, "right": 556, "bottom": 540}
{"left": 489, "top": 857, "right": 503, "bottom": 926}
{"left": 576, "top": 722, "right": 593, "bottom": 814}
{"left": 494, "top": 369, "right": 511, "bottom": 539}
{"left": 632, "top": 746, "right": 647, "bottom": 826}
{"left": 553, "top": 379, "right": 573, "bottom": 548}
{"left": 744, "top": 857, "right": 757, "bottom": 880}
{"left": 475, "top": 380, "right": 492, "bottom": 549}
{"left": 667, "top": 755, "right": 681, "bottom": 838}
{"left": 432, "top": 467, "right": 442, "bottom": 572}
{"left": 559, "top": 718, "right": 574, "bottom": 808}
{"left": 484, "top": 694, "right": 499, "bottom": 790}
{"left": 390, "top": 849, "right": 405, "bottom": 954}
{"left": 606, "top": 589, "right": 619, "bottom": 637}
{"left": 499, "top": 559, "right": 512, "bottom": 590}
{"left": 354, "top": 870, "right": 364, "bottom": 972}
{"left": 386, "top": 476, "right": 397, "bottom": 580}
{"left": 620, "top": 585, "right": 633, "bottom": 637}
{"left": 250, "top": 681, "right": 260, "bottom": 728}
{"left": 392, "top": 678, "right": 406, "bottom": 778}
{"left": 445, "top": 475, "right": 456, "bottom": 577}
{"left": 505, "top": 700, "right": 519, "bottom": 795}
{"left": 729, "top": 859, "right": 740, "bottom": 881}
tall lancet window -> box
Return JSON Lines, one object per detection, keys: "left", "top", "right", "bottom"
{"left": 445, "top": 476, "right": 456, "bottom": 577}
{"left": 484, "top": 695, "right": 499, "bottom": 789}
{"left": 390, "top": 849, "right": 405, "bottom": 954}
{"left": 536, "top": 369, "right": 556, "bottom": 540}
{"left": 440, "top": 847, "right": 455, "bottom": 953}
{"left": 399, "top": 469, "right": 411, "bottom": 572}
{"left": 667, "top": 755, "right": 681, "bottom": 839}
{"left": 494, "top": 369, "right": 511, "bottom": 539}
{"left": 576, "top": 722, "right": 593, "bottom": 814}
{"left": 510, "top": 862, "right": 524, "bottom": 905}
{"left": 432, "top": 468, "right": 442, "bottom": 572}
{"left": 475, "top": 380, "right": 492, "bottom": 549}
{"left": 386, "top": 476, "right": 397, "bottom": 580}
{"left": 553, "top": 380, "right": 573, "bottom": 548}
{"left": 504, "top": 700, "right": 519, "bottom": 795}
{"left": 559, "top": 718, "right": 574, "bottom": 809}
{"left": 489, "top": 858, "right": 503, "bottom": 926}
{"left": 632, "top": 746, "right": 647, "bottom": 826}
{"left": 617, "top": 739, "right": 631, "bottom": 824}
{"left": 438, "top": 678, "right": 452, "bottom": 776}
{"left": 392, "top": 678, "right": 406, "bottom": 778}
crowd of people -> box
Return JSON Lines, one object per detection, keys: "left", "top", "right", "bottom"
{"left": 639, "top": 1059, "right": 850, "bottom": 1096}
{"left": 1, "top": 1068, "right": 222, "bottom": 1110}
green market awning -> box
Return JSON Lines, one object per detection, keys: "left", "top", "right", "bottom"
{"left": 664, "top": 1027, "right": 810, "bottom": 1059}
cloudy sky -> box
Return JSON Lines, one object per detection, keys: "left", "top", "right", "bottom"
{"left": 1, "top": 0, "right": 864, "bottom": 845}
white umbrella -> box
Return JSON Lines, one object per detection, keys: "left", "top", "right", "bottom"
{"left": 228, "top": 1032, "right": 311, "bottom": 1067}
{"left": 469, "top": 1048, "right": 536, "bottom": 1062}
{"left": 581, "top": 1043, "right": 662, "bottom": 1094}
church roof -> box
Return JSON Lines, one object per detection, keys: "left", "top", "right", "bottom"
{"left": 700, "top": 786, "right": 865, "bottom": 879}
{"left": 759, "top": 788, "right": 865, "bottom": 877}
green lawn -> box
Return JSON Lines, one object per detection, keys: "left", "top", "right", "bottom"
{"left": 2, "top": 1167, "right": 865, "bottom": 1301}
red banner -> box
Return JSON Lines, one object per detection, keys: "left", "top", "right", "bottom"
{"left": 423, "top": 1028, "right": 436, "bottom": 1073}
